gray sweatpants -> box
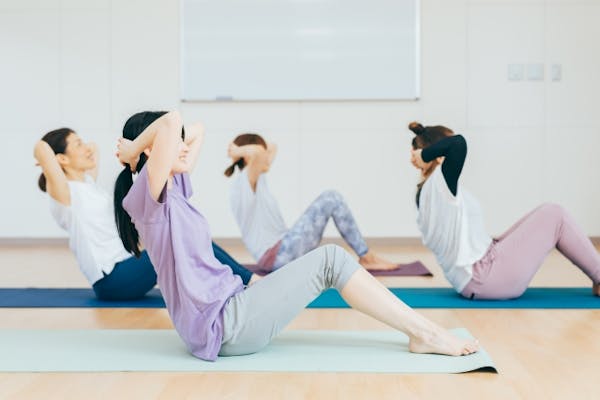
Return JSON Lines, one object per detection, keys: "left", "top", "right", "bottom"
{"left": 219, "top": 244, "right": 360, "bottom": 356}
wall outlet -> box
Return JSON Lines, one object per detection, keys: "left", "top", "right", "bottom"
{"left": 551, "top": 64, "right": 562, "bottom": 81}
{"left": 527, "top": 63, "right": 545, "bottom": 81}
{"left": 508, "top": 64, "right": 524, "bottom": 81}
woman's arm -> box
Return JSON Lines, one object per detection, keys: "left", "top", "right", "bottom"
{"left": 117, "top": 111, "right": 183, "bottom": 201}
{"left": 87, "top": 142, "right": 99, "bottom": 181}
{"left": 34, "top": 140, "right": 70, "bottom": 205}
{"left": 228, "top": 142, "right": 275, "bottom": 191}
{"left": 182, "top": 122, "right": 205, "bottom": 173}
{"left": 419, "top": 135, "right": 467, "bottom": 196}
{"left": 266, "top": 142, "right": 277, "bottom": 165}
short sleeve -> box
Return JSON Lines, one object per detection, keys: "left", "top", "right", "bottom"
{"left": 122, "top": 165, "right": 167, "bottom": 225}
{"left": 172, "top": 172, "right": 193, "bottom": 199}
{"left": 49, "top": 197, "right": 72, "bottom": 231}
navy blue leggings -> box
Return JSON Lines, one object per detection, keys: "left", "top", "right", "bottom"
{"left": 212, "top": 242, "right": 253, "bottom": 284}
{"left": 92, "top": 243, "right": 252, "bottom": 300}
{"left": 92, "top": 250, "right": 156, "bottom": 301}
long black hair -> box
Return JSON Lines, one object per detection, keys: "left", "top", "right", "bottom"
{"left": 113, "top": 111, "right": 168, "bottom": 257}
{"left": 37, "top": 128, "right": 74, "bottom": 192}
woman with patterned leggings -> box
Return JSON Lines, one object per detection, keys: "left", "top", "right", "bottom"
{"left": 225, "top": 133, "right": 397, "bottom": 272}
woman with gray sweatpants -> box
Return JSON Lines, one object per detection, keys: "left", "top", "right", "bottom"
{"left": 115, "top": 110, "right": 479, "bottom": 361}
{"left": 408, "top": 121, "right": 600, "bottom": 300}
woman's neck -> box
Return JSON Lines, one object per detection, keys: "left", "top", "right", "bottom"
{"left": 64, "top": 168, "right": 86, "bottom": 182}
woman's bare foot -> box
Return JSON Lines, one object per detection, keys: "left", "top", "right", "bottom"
{"left": 408, "top": 328, "right": 479, "bottom": 356}
{"left": 359, "top": 251, "right": 398, "bottom": 271}
{"left": 593, "top": 282, "right": 600, "bottom": 296}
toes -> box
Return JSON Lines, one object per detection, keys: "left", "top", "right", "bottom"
{"left": 460, "top": 341, "right": 478, "bottom": 355}
{"left": 466, "top": 341, "right": 479, "bottom": 354}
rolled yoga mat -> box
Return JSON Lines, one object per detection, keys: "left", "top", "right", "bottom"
{"left": 244, "top": 261, "right": 433, "bottom": 277}
{"left": 0, "top": 287, "right": 598, "bottom": 308}
{"left": 0, "top": 328, "right": 495, "bottom": 373}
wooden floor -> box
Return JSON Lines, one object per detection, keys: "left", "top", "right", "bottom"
{"left": 1, "top": 243, "right": 599, "bottom": 399}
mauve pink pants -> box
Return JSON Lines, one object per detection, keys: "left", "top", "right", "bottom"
{"left": 461, "top": 203, "right": 600, "bottom": 300}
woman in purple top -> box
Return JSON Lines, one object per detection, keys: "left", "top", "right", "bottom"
{"left": 114, "top": 111, "right": 479, "bottom": 361}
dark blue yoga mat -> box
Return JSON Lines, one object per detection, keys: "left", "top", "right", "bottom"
{"left": 0, "top": 288, "right": 166, "bottom": 308}
{"left": 0, "top": 287, "right": 598, "bottom": 309}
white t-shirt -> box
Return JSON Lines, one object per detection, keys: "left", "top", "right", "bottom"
{"left": 230, "top": 169, "right": 287, "bottom": 261}
{"left": 416, "top": 168, "right": 492, "bottom": 292}
{"left": 50, "top": 175, "right": 132, "bottom": 285}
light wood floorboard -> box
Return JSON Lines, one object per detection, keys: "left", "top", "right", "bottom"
{"left": 0, "top": 244, "right": 598, "bottom": 399}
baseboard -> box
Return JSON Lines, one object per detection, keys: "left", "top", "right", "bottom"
{"left": 0, "top": 238, "right": 69, "bottom": 246}
{"left": 2, "top": 237, "right": 599, "bottom": 247}
{"left": 0, "top": 237, "right": 425, "bottom": 247}
{"left": 214, "top": 237, "right": 425, "bottom": 247}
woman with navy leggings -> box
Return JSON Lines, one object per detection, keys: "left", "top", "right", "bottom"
{"left": 34, "top": 127, "right": 257, "bottom": 300}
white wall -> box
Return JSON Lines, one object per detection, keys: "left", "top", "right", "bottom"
{"left": 1, "top": 0, "right": 599, "bottom": 239}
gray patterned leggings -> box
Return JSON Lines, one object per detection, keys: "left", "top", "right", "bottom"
{"left": 272, "top": 190, "right": 369, "bottom": 270}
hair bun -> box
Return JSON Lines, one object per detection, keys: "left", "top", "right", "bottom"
{"left": 408, "top": 122, "right": 425, "bottom": 135}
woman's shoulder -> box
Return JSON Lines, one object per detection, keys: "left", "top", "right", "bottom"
{"left": 231, "top": 168, "right": 253, "bottom": 191}
{"left": 172, "top": 171, "right": 193, "bottom": 199}
{"left": 123, "top": 166, "right": 150, "bottom": 208}
{"left": 422, "top": 168, "right": 460, "bottom": 203}
{"left": 66, "top": 174, "right": 97, "bottom": 191}
{"left": 421, "top": 168, "right": 442, "bottom": 192}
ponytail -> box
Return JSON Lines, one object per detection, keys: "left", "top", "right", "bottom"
{"left": 38, "top": 174, "right": 47, "bottom": 192}
{"left": 114, "top": 166, "right": 140, "bottom": 257}
{"left": 224, "top": 158, "right": 245, "bottom": 177}
{"left": 114, "top": 110, "right": 161, "bottom": 257}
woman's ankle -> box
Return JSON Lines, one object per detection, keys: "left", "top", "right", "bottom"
{"left": 358, "top": 251, "right": 375, "bottom": 263}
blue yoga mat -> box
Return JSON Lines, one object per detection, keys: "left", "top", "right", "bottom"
{"left": 0, "top": 287, "right": 598, "bottom": 308}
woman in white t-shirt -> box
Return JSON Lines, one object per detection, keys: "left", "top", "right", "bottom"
{"left": 35, "top": 127, "right": 257, "bottom": 300}
{"left": 225, "top": 133, "right": 397, "bottom": 272}
{"left": 408, "top": 121, "right": 600, "bottom": 299}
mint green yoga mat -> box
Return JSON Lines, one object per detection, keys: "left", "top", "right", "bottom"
{"left": 0, "top": 329, "right": 495, "bottom": 373}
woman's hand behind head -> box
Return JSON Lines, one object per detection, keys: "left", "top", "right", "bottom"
{"left": 116, "top": 138, "right": 140, "bottom": 172}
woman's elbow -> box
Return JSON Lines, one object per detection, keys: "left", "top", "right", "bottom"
{"left": 160, "top": 111, "right": 183, "bottom": 136}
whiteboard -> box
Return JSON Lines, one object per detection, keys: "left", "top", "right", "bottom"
{"left": 181, "top": 0, "right": 420, "bottom": 101}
